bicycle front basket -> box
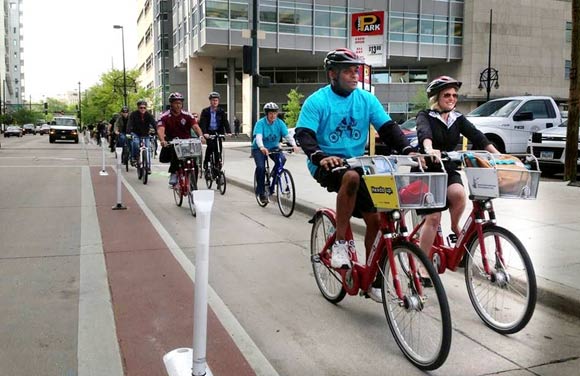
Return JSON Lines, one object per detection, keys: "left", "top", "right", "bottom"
{"left": 174, "top": 138, "right": 202, "bottom": 159}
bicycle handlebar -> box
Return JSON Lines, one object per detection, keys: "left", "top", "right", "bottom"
{"left": 205, "top": 134, "right": 226, "bottom": 140}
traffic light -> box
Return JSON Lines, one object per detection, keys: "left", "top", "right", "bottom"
{"left": 43, "top": 102, "right": 48, "bottom": 115}
{"left": 242, "top": 45, "right": 253, "bottom": 75}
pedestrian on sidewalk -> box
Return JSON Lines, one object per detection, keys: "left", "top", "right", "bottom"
{"left": 294, "top": 48, "right": 413, "bottom": 302}
{"left": 234, "top": 117, "right": 240, "bottom": 137}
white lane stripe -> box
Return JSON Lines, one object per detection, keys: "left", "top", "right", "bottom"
{"left": 78, "top": 167, "right": 124, "bottom": 375}
{"left": 121, "top": 176, "right": 280, "bottom": 376}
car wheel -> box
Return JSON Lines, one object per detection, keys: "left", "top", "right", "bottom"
{"left": 486, "top": 135, "right": 505, "bottom": 154}
{"left": 49, "top": 137, "right": 55, "bottom": 143}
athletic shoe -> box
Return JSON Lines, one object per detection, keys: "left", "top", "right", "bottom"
{"left": 331, "top": 241, "right": 352, "bottom": 269}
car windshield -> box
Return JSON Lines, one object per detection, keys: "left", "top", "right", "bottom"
{"left": 468, "top": 99, "right": 522, "bottom": 117}
{"left": 54, "top": 118, "right": 77, "bottom": 126}
{"left": 400, "top": 119, "right": 416, "bottom": 131}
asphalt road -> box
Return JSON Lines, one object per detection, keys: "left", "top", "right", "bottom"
{"left": 1, "top": 133, "right": 579, "bottom": 376}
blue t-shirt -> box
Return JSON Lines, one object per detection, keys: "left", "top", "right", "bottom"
{"left": 251, "top": 117, "right": 290, "bottom": 150}
{"left": 296, "top": 85, "right": 391, "bottom": 175}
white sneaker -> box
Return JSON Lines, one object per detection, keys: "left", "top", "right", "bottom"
{"left": 331, "top": 241, "right": 352, "bottom": 269}
{"left": 365, "top": 287, "right": 383, "bottom": 303}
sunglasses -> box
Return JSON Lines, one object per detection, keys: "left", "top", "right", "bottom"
{"left": 139, "top": 106, "right": 147, "bottom": 109}
{"left": 442, "top": 93, "right": 458, "bottom": 99}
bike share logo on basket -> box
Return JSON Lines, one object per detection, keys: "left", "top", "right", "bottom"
{"left": 364, "top": 174, "right": 400, "bottom": 209}
{"left": 465, "top": 168, "right": 500, "bottom": 197}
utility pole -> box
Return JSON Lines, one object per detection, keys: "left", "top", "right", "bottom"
{"left": 565, "top": 0, "right": 580, "bottom": 183}
{"left": 251, "top": 0, "right": 259, "bottom": 134}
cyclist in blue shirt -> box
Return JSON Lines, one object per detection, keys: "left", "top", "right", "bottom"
{"left": 295, "top": 48, "right": 413, "bottom": 302}
{"left": 252, "top": 102, "right": 300, "bottom": 204}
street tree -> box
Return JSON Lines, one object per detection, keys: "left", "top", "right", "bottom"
{"left": 282, "top": 88, "right": 304, "bottom": 128}
{"left": 565, "top": 0, "right": 580, "bottom": 182}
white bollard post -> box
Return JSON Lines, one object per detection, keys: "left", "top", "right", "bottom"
{"left": 112, "top": 147, "right": 127, "bottom": 210}
{"left": 163, "top": 190, "right": 215, "bottom": 376}
{"left": 99, "top": 137, "right": 109, "bottom": 176}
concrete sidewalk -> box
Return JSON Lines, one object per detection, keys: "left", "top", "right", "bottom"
{"left": 222, "top": 142, "right": 580, "bottom": 318}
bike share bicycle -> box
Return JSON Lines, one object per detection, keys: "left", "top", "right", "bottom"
{"left": 253, "top": 148, "right": 296, "bottom": 217}
{"left": 309, "top": 155, "right": 452, "bottom": 370}
{"left": 169, "top": 138, "right": 202, "bottom": 216}
{"left": 404, "top": 151, "right": 539, "bottom": 334}
{"left": 204, "top": 134, "right": 226, "bottom": 195}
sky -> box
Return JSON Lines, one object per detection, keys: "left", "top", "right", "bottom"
{"left": 22, "top": 0, "right": 138, "bottom": 102}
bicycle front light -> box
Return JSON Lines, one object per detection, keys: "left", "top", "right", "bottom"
{"left": 484, "top": 200, "right": 493, "bottom": 210}
{"left": 391, "top": 210, "right": 401, "bottom": 221}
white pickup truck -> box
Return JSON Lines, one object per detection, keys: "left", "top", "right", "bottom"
{"left": 466, "top": 96, "right": 562, "bottom": 153}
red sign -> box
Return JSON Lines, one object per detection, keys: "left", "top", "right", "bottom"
{"left": 351, "top": 11, "right": 385, "bottom": 37}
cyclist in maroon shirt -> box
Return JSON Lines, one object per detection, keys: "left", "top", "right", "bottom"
{"left": 158, "top": 92, "right": 204, "bottom": 186}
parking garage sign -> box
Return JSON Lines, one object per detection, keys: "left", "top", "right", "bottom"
{"left": 351, "top": 11, "right": 386, "bottom": 67}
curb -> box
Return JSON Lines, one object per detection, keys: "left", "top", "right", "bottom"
{"left": 227, "top": 175, "right": 580, "bottom": 319}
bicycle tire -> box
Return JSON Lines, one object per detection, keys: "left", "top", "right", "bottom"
{"left": 276, "top": 169, "right": 295, "bottom": 217}
{"left": 310, "top": 211, "right": 346, "bottom": 304}
{"left": 464, "top": 225, "right": 536, "bottom": 334}
{"left": 217, "top": 171, "right": 226, "bottom": 195}
{"left": 173, "top": 173, "right": 183, "bottom": 207}
{"left": 187, "top": 171, "right": 196, "bottom": 217}
{"left": 381, "top": 240, "right": 451, "bottom": 371}
{"left": 205, "top": 164, "right": 213, "bottom": 189}
{"left": 142, "top": 149, "right": 148, "bottom": 185}
{"left": 121, "top": 146, "right": 129, "bottom": 172}
{"left": 253, "top": 170, "right": 268, "bottom": 207}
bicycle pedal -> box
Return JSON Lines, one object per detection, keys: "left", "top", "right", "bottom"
{"left": 311, "top": 255, "right": 321, "bottom": 263}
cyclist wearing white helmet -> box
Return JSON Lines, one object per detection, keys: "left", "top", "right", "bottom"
{"left": 295, "top": 48, "right": 413, "bottom": 303}
{"left": 199, "top": 91, "right": 231, "bottom": 177}
{"left": 416, "top": 76, "right": 499, "bottom": 256}
{"left": 252, "top": 102, "right": 300, "bottom": 204}
{"left": 158, "top": 92, "right": 204, "bottom": 185}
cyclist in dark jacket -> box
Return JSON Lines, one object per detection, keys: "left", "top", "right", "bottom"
{"left": 199, "top": 92, "right": 230, "bottom": 174}
{"left": 127, "top": 100, "right": 156, "bottom": 163}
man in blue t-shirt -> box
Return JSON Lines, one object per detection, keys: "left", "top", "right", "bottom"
{"left": 295, "top": 48, "right": 413, "bottom": 302}
{"left": 252, "top": 102, "right": 300, "bottom": 204}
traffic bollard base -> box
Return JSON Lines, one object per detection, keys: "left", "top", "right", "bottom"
{"left": 163, "top": 348, "right": 213, "bottom": 376}
{"left": 112, "top": 203, "right": 127, "bottom": 210}
{"left": 99, "top": 170, "right": 109, "bottom": 176}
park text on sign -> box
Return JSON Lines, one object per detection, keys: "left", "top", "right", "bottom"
{"left": 350, "top": 11, "right": 386, "bottom": 67}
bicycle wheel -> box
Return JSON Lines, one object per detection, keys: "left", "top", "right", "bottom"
{"left": 217, "top": 171, "right": 226, "bottom": 195}
{"left": 173, "top": 173, "right": 183, "bottom": 207}
{"left": 276, "top": 169, "right": 295, "bottom": 217}
{"left": 122, "top": 146, "right": 129, "bottom": 172}
{"left": 187, "top": 171, "right": 197, "bottom": 217}
{"left": 464, "top": 225, "right": 536, "bottom": 334}
{"left": 141, "top": 149, "right": 149, "bottom": 185}
{"left": 253, "top": 170, "right": 268, "bottom": 207}
{"left": 381, "top": 240, "right": 451, "bottom": 371}
{"left": 205, "top": 163, "right": 213, "bottom": 189}
{"left": 310, "top": 211, "right": 346, "bottom": 303}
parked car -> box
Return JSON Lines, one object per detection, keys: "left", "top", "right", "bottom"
{"left": 527, "top": 119, "right": 580, "bottom": 175}
{"left": 49, "top": 116, "right": 79, "bottom": 143}
{"left": 22, "top": 123, "right": 36, "bottom": 135}
{"left": 4, "top": 126, "right": 23, "bottom": 137}
{"left": 374, "top": 118, "right": 418, "bottom": 155}
{"left": 39, "top": 123, "right": 51, "bottom": 135}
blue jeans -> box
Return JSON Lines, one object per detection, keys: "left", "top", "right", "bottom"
{"left": 131, "top": 134, "right": 151, "bottom": 160}
{"left": 115, "top": 133, "right": 127, "bottom": 148}
{"left": 252, "top": 148, "right": 285, "bottom": 196}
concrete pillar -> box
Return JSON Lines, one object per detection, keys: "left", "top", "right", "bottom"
{"left": 242, "top": 74, "right": 253, "bottom": 136}
{"left": 187, "top": 56, "right": 214, "bottom": 114}
{"left": 227, "top": 58, "right": 236, "bottom": 127}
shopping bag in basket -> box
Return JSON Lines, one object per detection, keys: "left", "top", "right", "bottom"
{"left": 159, "top": 146, "right": 172, "bottom": 163}
{"left": 398, "top": 180, "right": 430, "bottom": 205}
{"left": 464, "top": 154, "right": 530, "bottom": 195}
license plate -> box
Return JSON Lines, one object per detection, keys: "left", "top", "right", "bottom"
{"left": 540, "top": 151, "right": 554, "bottom": 159}
{"left": 60, "top": 135, "right": 67, "bottom": 139}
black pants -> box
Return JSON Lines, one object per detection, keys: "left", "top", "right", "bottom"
{"left": 203, "top": 137, "right": 222, "bottom": 169}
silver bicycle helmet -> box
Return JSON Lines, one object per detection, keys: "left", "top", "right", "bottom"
{"left": 263, "top": 102, "right": 279, "bottom": 112}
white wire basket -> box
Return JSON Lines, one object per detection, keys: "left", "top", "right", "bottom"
{"left": 173, "top": 138, "right": 202, "bottom": 160}
{"left": 352, "top": 155, "right": 448, "bottom": 211}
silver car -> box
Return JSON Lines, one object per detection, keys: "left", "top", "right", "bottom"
{"left": 528, "top": 119, "right": 580, "bottom": 175}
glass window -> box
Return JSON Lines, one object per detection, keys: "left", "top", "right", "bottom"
{"left": 296, "top": 9, "right": 312, "bottom": 25}
{"left": 404, "top": 18, "right": 418, "bottom": 34}
{"left": 391, "top": 71, "right": 409, "bottom": 83}
{"left": 390, "top": 32, "right": 403, "bottom": 41}
{"left": 206, "top": 19, "right": 228, "bottom": 28}
{"left": 315, "top": 27, "right": 330, "bottom": 36}
{"left": 518, "top": 100, "right": 549, "bottom": 119}
{"left": 390, "top": 17, "right": 403, "bottom": 33}
{"left": 296, "top": 25, "right": 312, "bottom": 35}
{"left": 297, "top": 71, "right": 318, "bottom": 83}
{"left": 231, "top": 20, "right": 248, "bottom": 30}
{"left": 434, "top": 21, "right": 447, "bottom": 35}
{"left": 331, "top": 28, "right": 346, "bottom": 37}
{"left": 409, "top": 71, "right": 428, "bottom": 83}
{"left": 331, "top": 13, "right": 346, "bottom": 28}
{"left": 206, "top": 0, "right": 228, "bottom": 19}
{"left": 279, "top": 8, "right": 295, "bottom": 24}
{"left": 275, "top": 70, "right": 296, "bottom": 83}
{"left": 315, "top": 11, "right": 330, "bottom": 27}
{"left": 420, "top": 19, "right": 434, "bottom": 35}
{"left": 260, "top": 23, "right": 276, "bottom": 32}
{"left": 260, "top": 6, "right": 276, "bottom": 22}
{"left": 566, "top": 21, "right": 572, "bottom": 43}
{"left": 231, "top": 3, "right": 248, "bottom": 20}
{"left": 372, "top": 72, "right": 391, "bottom": 84}
{"left": 279, "top": 24, "right": 296, "bottom": 33}
{"left": 565, "top": 60, "right": 571, "bottom": 80}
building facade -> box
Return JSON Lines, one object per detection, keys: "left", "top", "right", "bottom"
{"left": 144, "top": 0, "right": 572, "bottom": 131}
{"left": 2, "top": 0, "right": 24, "bottom": 113}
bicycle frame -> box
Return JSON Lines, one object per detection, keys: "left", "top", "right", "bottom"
{"left": 317, "top": 209, "right": 424, "bottom": 300}
{"left": 405, "top": 198, "right": 498, "bottom": 274}
{"left": 177, "top": 157, "right": 198, "bottom": 196}
{"left": 264, "top": 151, "right": 286, "bottom": 194}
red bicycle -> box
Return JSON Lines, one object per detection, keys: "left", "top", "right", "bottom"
{"left": 169, "top": 138, "right": 202, "bottom": 216}
{"left": 404, "top": 151, "right": 539, "bottom": 334}
{"left": 309, "top": 155, "right": 452, "bottom": 370}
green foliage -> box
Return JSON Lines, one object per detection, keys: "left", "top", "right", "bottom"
{"left": 282, "top": 88, "right": 304, "bottom": 128}
{"left": 11, "top": 108, "right": 42, "bottom": 125}
{"left": 409, "top": 87, "right": 429, "bottom": 114}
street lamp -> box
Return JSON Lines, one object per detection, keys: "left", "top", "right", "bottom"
{"left": 113, "top": 25, "right": 128, "bottom": 108}
{"left": 478, "top": 9, "right": 499, "bottom": 102}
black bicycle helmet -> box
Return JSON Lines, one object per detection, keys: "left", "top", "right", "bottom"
{"left": 426, "top": 76, "right": 462, "bottom": 98}
{"left": 208, "top": 91, "right": 221, "bottom": 99}
{"left": 137, "top": 99, "right": 147, "bottom": 107}
{"left": 121, "top": 106, "right": 129, "bottom": 113}
{"left": 263, "top": 102, "right": 279, "bottom": 112}
{"left": 324, "top": 48, "right": 363, "bottom": 70}
{"left": 168, "top": 92, "right": 184, "bottom": 102}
